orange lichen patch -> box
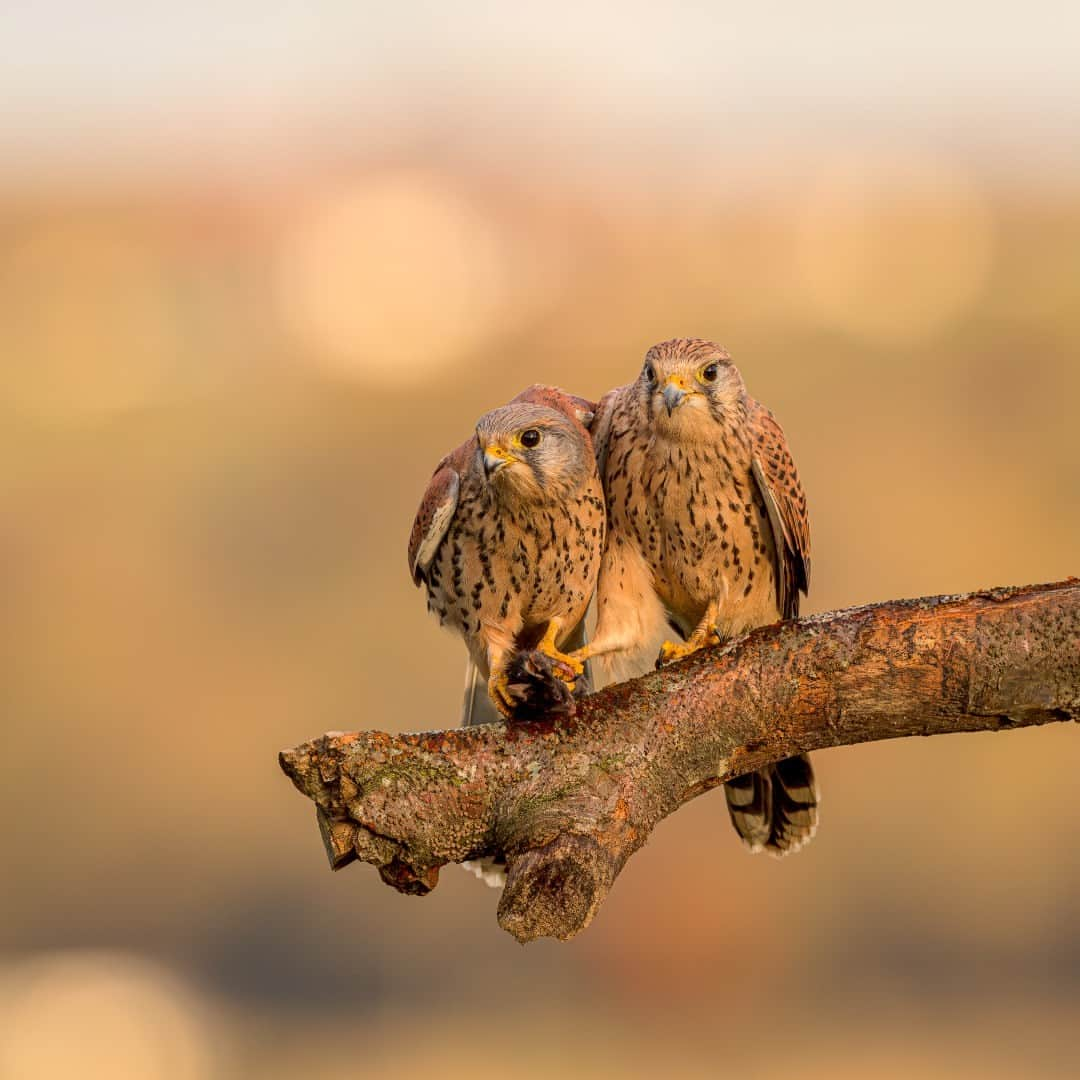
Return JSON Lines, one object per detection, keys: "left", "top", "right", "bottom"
{"left": 415, "top": 733, "right": 450, "bottom": 753}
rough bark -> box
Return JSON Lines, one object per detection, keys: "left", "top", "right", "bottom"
{"left": 279, "top": 581, "right": 1080, "bottom": 943}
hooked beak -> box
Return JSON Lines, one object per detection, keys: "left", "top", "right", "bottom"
{"left": 483, "top": 446, "right": 515, "bottom": 477}
{"left": 662, "top": 380, "right": 688, "bottom": 415}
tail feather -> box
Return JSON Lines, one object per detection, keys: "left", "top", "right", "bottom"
{"left": 724, "top": 754, "right": 819, "bottom": 857}
{"left": 723, "top": 770, "right": 773, "bottom": 852}
{"left": 461, "top": 659, "right": 501, "bottom": 727}
{"left": 767, "top": 754, "right": 820, "bottom": 855}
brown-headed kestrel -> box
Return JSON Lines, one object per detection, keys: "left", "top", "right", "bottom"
{"left": 409, "top": 385, "right": 604, "bottom": 726}
{"left": 577, "top": 339, "right": 818, "bottom": 855}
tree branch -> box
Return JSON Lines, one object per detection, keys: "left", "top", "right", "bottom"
{"left": 279, "top": 581, "right": 1080, "bottom": 942}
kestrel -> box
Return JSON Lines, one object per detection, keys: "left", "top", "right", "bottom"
{"left": 577, "top": 339, "right": 818, "bottom": 855}
{"left": 408, "top": 385, "right": 605, "bottom": 725}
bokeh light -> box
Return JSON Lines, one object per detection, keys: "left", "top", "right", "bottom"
{"left": 275, "top": 170, "right": 564, "bottom": 383}
{"left": 0, "top": 952, "right": 215, "bottom": 1080}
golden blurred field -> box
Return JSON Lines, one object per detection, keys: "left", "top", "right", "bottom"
{"left": 2, "top": 6, "right": 1080, "bottom": 1078}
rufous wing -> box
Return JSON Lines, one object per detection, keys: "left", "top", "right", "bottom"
{"left": 748, "top": 400, "right": 811, "bottom": 619}
{"left": 407, "top": 459, "right": 461, "bottom": 586}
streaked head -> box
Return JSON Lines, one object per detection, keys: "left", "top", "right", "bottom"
{"left": 637, "top": 338, "right": 744, "bottom": 433}
{"left": 474, "top": 402, "right": 594, "bottom": 503}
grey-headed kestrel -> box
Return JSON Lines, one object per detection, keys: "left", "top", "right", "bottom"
{"left": 408, "top": 385, "right": 604, "bottom": 727}
{"left": 575, "top": 339, "right": 818, "bottom": 855}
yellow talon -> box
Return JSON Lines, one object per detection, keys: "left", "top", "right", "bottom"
{"left": 567, "top": 644, "right": 592, "bottom": 667}
{"left": 537, "top": 619, "right": 560, "bottom": 654}
{"left": 658, "top": 626, "right": 721, "bottom": 667}
{"left": 487, "top": 670, "right": 515, "bottom": 718}
{"left": 658, "top": 639, "right": 698, "bottom": 665}
{"left": 536, "top": 619, "right": 585, "bottom": 682}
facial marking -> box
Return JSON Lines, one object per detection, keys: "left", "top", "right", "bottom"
{"left": 638, "top": 339, "right": 741, "bottom": 434}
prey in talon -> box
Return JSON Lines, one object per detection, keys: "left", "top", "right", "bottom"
{"left": 408, "top": 385, "right": 605, "bottom": 726}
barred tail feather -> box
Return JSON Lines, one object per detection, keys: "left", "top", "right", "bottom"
{"left": 724, "top": 754, "right": 819, "bottom": 857}
{"left": 768, "top": 753, "right": 819, "bottom": 855}
{"left": 724, "top": 769, "right": 773, "bottom": 852}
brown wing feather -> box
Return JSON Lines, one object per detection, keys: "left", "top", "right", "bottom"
{"left": 407, "top": 439, "right": 473, "bottom": 585}
{"left": 747, "top": 399, "right": 811, "bottom": 619}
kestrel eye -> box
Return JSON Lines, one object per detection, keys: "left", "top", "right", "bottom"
{"left": 644, "top": 364, "right": 657, "bottom": 385}
{"left": 520, "top": 428, "right": 542, "bottom": 449}
{"left": 701, "top": 362, "right": 719, "bottom": 383}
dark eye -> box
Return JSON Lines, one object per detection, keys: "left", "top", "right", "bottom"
{"left": 701, "top": 362, "right": 719, "bottom": 383}
{"left": 520, "top": 428, "right": 542, "bottom": 449}
{"left": 644, "top": 364, "right": 657, "bottom": 385}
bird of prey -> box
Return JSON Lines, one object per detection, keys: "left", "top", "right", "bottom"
{"left": 575, "top": 339, "right": 818, "bottom": 856}
{"left": 408, "top": 385, "right": 604, "bottom": 725}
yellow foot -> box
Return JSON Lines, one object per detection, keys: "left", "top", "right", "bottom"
{"left": 657, "top": 639, "right": 699, "bottom": 666}
{"left": 536, "top": 620, "right": 585, "bottom": 685}
{"left": 657, "top": 627, "right": 721, "bottom": 667}
{"left": 566, "top": 644, "right": 591, "bottom": 668}
{"left": 487, "top": 670, "right": 516, "bottom": 718}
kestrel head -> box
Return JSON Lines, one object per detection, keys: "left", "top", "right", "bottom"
{"left": 637, "top": 338, "right": 744, "bottom": 433}
{"left": 474, "top": 403, "right": 594, "bottom": 504}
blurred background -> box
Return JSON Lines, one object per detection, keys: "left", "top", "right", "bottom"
{"left": 2, "top": 3, "right": 1079, "bottom": 1077}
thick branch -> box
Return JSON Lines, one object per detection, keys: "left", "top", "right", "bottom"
{"left": 280, "top": 581, "right": 1079, "bottom": 942}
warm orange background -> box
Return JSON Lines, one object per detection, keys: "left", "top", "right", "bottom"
{"left": 2, "top": 6, "right": 1079, "bottom": 1078}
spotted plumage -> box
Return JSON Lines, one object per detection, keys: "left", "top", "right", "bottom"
{"left": 409, "top": 385, "right": 605, "bottom": 723}
{"left": 578, "top": 339, "right": 818, "bottom": 856}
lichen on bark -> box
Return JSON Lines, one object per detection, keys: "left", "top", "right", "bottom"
{"left": 281, "top": 580, "right": 1079, "bottom": 942}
